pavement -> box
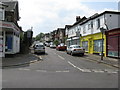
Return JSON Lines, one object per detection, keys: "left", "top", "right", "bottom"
{"left": 84, "top": 53, "right": 119, "bottom": 68}
{"left": 1, "top": 52, "right": 119, "bottom": 68}
{"left": 1, "top": 53, "right": 42, "bottom": 68}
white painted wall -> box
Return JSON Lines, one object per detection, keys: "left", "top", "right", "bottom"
{"left": 68, "top": 25, "right": 79, "bottom": 38}
{"left": 105, "top": 13, "right": 120, "bottom": 29}
{"left": 67, "top": 11, "right": 120, "bottom": 39}
{"left": 81, "top": 13, "right": 120, "bottom": 37}
{"left": 13, "top": 35, "right": 20, "bottom": 54}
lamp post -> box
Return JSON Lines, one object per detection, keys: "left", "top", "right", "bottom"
{"left": 100, "top": 27, "right": 106, "bottom": 60}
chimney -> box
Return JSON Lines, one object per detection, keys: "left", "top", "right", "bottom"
{"left": 76, "top": 16, "right": 81, "bottom": 22}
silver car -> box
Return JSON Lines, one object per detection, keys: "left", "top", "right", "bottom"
{"left": 50, "top": 44, "right": 56, "bottom": 48}
{"left": 66, "top": 45, "right": 85, "bottom": 56}
{"left": 33, "top": 43, "right": 45, "bottom": 54}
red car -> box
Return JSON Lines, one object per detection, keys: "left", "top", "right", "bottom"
{"left": 56, "top": 43, "right": 67, "bottom": 51}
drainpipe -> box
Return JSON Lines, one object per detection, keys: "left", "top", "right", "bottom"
{"left": 104, "top": 14, "right": 109, "bottom": 30}
{"left": 104, "top": 14, "right": 109, "bottom": 57}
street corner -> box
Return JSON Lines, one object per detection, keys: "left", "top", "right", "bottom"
{"left": 31, "top": 53, "right": 43, "bottom": 61}
{"left": 1, "top": 53, "right": 43, "bottom": 68}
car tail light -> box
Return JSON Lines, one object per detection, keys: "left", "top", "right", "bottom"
{"left": 74, "top": 49, "right": 77, "bottom": 51}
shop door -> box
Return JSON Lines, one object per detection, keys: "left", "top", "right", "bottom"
{"left": 6, "top": 35, "right": 13, "bottom": 52}
{"left": 89, "top": 39, "right": 93, "bottom": 54}
{"left": 107, "top": 35, "right": 118, "bottom": 57}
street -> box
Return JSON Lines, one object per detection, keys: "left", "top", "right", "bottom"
{"left": 2, "top": 47, "right": 118, "bottom": 88}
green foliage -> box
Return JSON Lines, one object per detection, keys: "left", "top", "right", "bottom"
{"left": 20, "top": 32, "right": 24, "bottom": 41}
{"left": 35, "top": 33, "right": 44, "bottom": 41}
{"left": 54, "top": 40, "right": 59, "bottom": 46}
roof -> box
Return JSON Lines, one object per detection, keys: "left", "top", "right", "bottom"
{"left": 68, "top": 16, "right": 87, "bottom": 29}
{"left": 2, "top": 0, "right": 19, "bottom": 20}
{"left": 57, "top": 28, "right": 65, "bottom": 30}
{"left": 65, "top": 25, "right": 72, "bottom": 29}
{"left": 0, "top": 2, "right": 8, "bottom": 7}
{"left": 80, "top": 11, "right": 120, "bottom": 25}
{"left": 2, "top": 1, "right": 18, "bottom": 11}
{"left": 73, "top": 16, "right": 87, "bottom": 26}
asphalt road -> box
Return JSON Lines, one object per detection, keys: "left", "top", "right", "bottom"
{"left": 2, "top": 47, "right": 118, "bottom": 88}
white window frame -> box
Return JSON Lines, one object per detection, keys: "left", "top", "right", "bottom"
{"left": 0, "top": 9, "right": 4, "bottom": 20}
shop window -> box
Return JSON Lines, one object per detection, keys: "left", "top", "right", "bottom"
{"left": 82, "top": 41, "right": 88, "bottom": 51}
{"left": 94, "top": 39, "right": 104, "bottom": 53}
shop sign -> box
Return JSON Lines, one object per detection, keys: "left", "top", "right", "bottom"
{"left": 0, "top": 21, "right": 20, "bottom": 32}
{"left": 108, "top": 30, "right": 120, "bottom": 35}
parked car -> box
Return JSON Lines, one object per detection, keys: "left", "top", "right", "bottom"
{"left": 45, "top": 43, "right": 50, "bottom": 47}
{"left": 56, "top": 43, "right": 67, "bottom": 51}
{"left": 66, "top": 45, "right": 85, "bottom": 56}
{"left": 50, "top": 44, "right": 56, "bottom": 48}
{"left": 33, "top": 43, "right": 45, "bottom": 54}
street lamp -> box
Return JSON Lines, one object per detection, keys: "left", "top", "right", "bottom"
{"left": 100, "top": 27, "right": 106, "bottom": 60}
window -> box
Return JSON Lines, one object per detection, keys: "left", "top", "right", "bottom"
{"left": 0, "top": 10, "right": 4, "bottom": 20}
{"left": 94, "top": 39, "right": 104, "bottom": 52}
{"left": 83, "top": 26, "right": 86, "bottom": 34}
{"left": 82, "top": 41, "right": 88, "bottom": 51}
{"left": 88, "top": 24, "right": 91, "bottom": 30}
{"left": 97, "top": 19, "right": 100, "bottom": 29}
{"left": 91, "top": 21, "right": 93, "bottom": 28}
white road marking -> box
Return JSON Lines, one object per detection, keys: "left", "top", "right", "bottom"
{"left": 19, "top": 68, "right": 30, "bottom": 71}
{"left": 68, "top": 61, "right": 91, "bottom": 72}
{"left": 36, "top": 70, "right": 47, "bottom": 72}
{"left": 76, "top": 67, "right": 84, "bottom": 71}
{"left": 104, "top": 69, "right": 118, "bottom": 74}
{"left": 92, "top": 69, "right": 104, "bottom": 73}
{"left": 58, "top": 55, "right": 65, "bottom": 60}
{"left": 80, "top": 69, "right": 92, "bottom": 72}
{"left": 67, "top": 61, "right": 118, "bottom": 74}
{"left": 68, "top": 61, "right": 77, "bottom": 68}
{"left": 56, "top": 70, "right": 69, "bottom": 72}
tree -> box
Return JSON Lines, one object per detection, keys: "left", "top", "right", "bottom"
{"left": 54, "top": 40, "right": 59, "bottom": 46}
{"left": 35, "top": 33, "right": 44, "bottom": 41}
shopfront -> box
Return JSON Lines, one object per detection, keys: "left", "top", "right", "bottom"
{"left": 106, "top": 28, "right": 120, "bottom": 58}
{"left": 0, "top": 21, "right": 20, "bottom": 57}
{"left": 67, "top": 37, "right": 80, "bottom": 46}
{"left": 81, "top": 33, "right": 107, "bottom": 56}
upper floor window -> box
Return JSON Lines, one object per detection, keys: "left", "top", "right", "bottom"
{"left": 91, "top": 21, "right": 93, "bottom": 29}
{"left": 88, "top": 24, "right": 91, "bottom": 30}
{"left": 97, "top": 18, "right": 100, "bottom": 29}
{"left": 0, "top": 10, "right": 4, "bottom": 20}
{"left": 83, "top": 25, "right": 86, "bottom": 34}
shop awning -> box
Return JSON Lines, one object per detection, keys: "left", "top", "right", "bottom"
{"left": 0, "top": 21, "right": 20, "bottom": 33}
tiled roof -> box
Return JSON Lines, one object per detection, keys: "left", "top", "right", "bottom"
{"left": 1, "top": 0, "right": 18, "bottom": 11}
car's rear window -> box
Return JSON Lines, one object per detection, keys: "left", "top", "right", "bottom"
{"left": 73, "top": 46, "right": 81, "bottom": 48}
{"left": 35, "top": 45, "right": 44, "bottom": 47}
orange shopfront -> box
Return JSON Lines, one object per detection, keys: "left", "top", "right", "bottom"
{"left": 106, "top": 28, "right": 120, "bottom": 58}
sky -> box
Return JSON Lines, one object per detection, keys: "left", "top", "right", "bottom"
{"left": 17, "top": 0, "right": 119, "bottom": 37}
